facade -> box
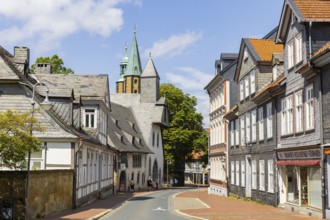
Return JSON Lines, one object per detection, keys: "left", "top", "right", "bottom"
{"left": 275, "top": 0, "right": 330, "bottom": 217}
{"left": 204, "top": 53, "right": 238, "bottom": 196}
{"left": 111, "top": 31, "right": 168, "bottom": 191}
{"left": 0, "top": 46, "right": 115, "bottom": 208}
{"left": 226, "top": 37, "right": 283, "bottom": 206}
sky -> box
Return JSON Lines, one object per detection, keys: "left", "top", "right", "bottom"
{"left": 0, "top": 0, "right": 284, "bottom": 127}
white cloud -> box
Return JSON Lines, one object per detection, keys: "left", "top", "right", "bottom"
{"left": 165, "top": 67, "right": 213, "bottom": 90}
{"left": 165, "top": 67, "right": 212, "bottom": 127}
{"left": 0, "top": 0, "right": 140, "bottom": 51}
{"left": 144, "top": 31, "right": 203, "bottom": 59}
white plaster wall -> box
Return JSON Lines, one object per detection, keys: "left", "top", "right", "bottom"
{"left": 46, "top": 142, "right": 72, "bottom": 167}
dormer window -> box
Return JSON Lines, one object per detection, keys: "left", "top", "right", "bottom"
{"left": 83, "top": 108, "right": 97, "bottom": 128}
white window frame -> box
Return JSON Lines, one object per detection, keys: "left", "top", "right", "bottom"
{"left": 259, "top": 160, "right": 265, "bottom": 191}
{"left": 230, "top": 121, "right": 234, "bottom": 147}
{"left": 305, "top": 84, "right": 314, "bottom": 130}
{"left": 287, "top": 40, "right": 294, "bottom": 69}
{"left": 251, "top": 109, "right": 257, "bottom": 142}
{"left": 241, "top": 161, "right": 245, "bottom": 187}
{"left": 258, "top": 108, "right": 264, "bottom": 141}
{"left": 83, "top": 108, "right": 97, "bottom": 128}
{"left": 235, "top": 119, "right": 239, "bottom": 146}
{"left": 267, "top": 160, "right": 274, "bottom": 193}
{"left": 295, "top": 90, "right": 303, "bottom": 133}
{"left": 266, "top": 102, "right": 273, "bottom": 139}
{"left": 250, "top": 71, "right": 256, "bottom": 94}
{"left": 240, "top": 116, "right": 245, "bottom": 146}
{"left": 236, "top": 161, "right": 240, "bottom": 186}
{"left": 240, "top": 81, "right": 244, "bottom": 101}
{"left": 272, "top": 65, "right": 278, "bottom": 81}
{"left": 281, "top": 96, "right": 293, "bottom": 135}
{"left": 246, "top": 112, "right": 251, "bottom": 144}
{"left": 295, "top": 33, "right": 303, "bottom": 64}
{"left": 252, "top": 160, "right": 257, "bottom": 189}
{"left": 231, "top": 161, "right": 235, "bottom": 184}
{"left": 245, "top": 76, "right": 249, "bottom": 98}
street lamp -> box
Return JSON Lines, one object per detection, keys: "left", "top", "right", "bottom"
{"left": 167, "top": 159, "right": 172, "bottom": 186}
{"left": 23, "top": 82, "right": 52, "bottom": 219}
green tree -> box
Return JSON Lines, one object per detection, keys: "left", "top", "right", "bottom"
{"left": 0, "top": 110, "right": 42, "bottom": 169}
{"left": 160, "top": 83, "right": 208, "bottom": 185}
{"left": 30, "top": 54, "right": 74, "bottom": 74}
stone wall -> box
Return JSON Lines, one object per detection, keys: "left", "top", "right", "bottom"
{"left": 0, "top": 170, "right": 73, "bottom": 219}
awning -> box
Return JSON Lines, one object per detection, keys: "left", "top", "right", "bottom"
{"left": 276, "top": 159, "right": 320, "bottom": 166}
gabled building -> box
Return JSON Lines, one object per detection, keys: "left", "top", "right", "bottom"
{"left": 204, "top": 53, "right": 238, "bottom": 196}
{"left": 0, "top": 45, "right": 116, "bottom": 209}
{"left": 111, "top": 31, "right": 168, "bottom": 190}
{"left": 225, "top": 35, "right": 283, "bottom": 206}
{"left": 275, "top": 0, "right": 330, "bottom": 217}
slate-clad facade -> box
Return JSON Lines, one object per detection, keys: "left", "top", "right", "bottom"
{"left": 225, "top": 36, "right": 283, "bottom": 206}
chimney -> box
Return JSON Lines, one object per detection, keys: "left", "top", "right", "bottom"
{"left": 34, "top": 63, "right": 52, "bottom": 74}
{"left": 13, "top": 46, "right": 30, "bottom": 75}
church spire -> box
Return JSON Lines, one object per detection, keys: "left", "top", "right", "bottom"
{"left": 125, "top": 29, "right": 142, "bottom": 76}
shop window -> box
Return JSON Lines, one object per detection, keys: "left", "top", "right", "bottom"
{"left": 287, "top": 166, "right": 299, "bottom": 204}
{"left": 308, "top": 167, "right": 321, "bottom": 208}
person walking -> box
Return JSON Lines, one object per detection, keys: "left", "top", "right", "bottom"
{"left": 130, "top": 179, "right": 135, "bottom": 191}
{"left": 147, "top": 176, "right": 153, "bottom": 191}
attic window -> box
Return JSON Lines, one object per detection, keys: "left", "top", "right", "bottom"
{"left": 243, "top": 48, "right": 248, "bottom": 62}
{"left": 291, "top": 11, "right": 297, "bottom": 25}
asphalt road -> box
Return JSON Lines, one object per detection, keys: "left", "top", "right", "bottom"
{"left": 100, "top": 188, "right": 193, "bottom": 220}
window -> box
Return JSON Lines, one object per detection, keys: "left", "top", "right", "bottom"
{"left": 231, "top": 161, "right": 235, "bottom": 184}
{"left": 157, "top": 133, "right": 159, "bottom": 147}
{"left": 133, "top": 154, "right": 142, "bottom": 168}
{"left": 273, "top": 65, "right": 278, "bottom": 81}
{"left": 258, "top": 108, "right": 264, "bottom": 141}
{"left": 230, "top": 121, "right": 234, "bottom": 147}
{"left": 84, "top": 108, "right": 97, "bottom": 128}
{"left": 245, "top": 76, "right": 249, "bottom": 98}
{"left": 281, "top": 96, "right": 293, "bottom": 135}
{"left": 246, "top": 112, "right": 251, "bottom": 144}
{"left": 288, "top": 41, "right": 294, "bottom": 69}
{"left": 295, "top": 33, "right": 303, "bottom": 63}
{"left": 268, "top": 160, "right": 274, "bottom": 193}
{"left": 241, "top": 161, "right": 245, "bottom": 187}
{"left": 235, "top": 119, "right": 239, "bottom": 146}
{"left": 250, "top": 71, "right": 255, "bottom": 94}
{"left": 240, "top": 81, "right": 244, "bottom": 101}
{"left": 259, "top": 160, "right": 265, "bottom": 191}
{"left": 251, "top": 110, "right": 257, "bottom": 142}
{"left": 240, "top": 116, "right": 245, "bottom": 146}
{"left": 266, "top": 102, "right": 273, "bottom": 138}
{"left": 305, "top": 85, "right": 314, "bottom": 130}
{"left": 295, "top": 91, "right": 303, "bottom": 132}
{"left": 236, "top": 161, "right": 240, "bottom": 186}
{"left": 252, "top": 160, "right": 257, "bottom": 189}
{"left": 152, "top": 132, "right": 155, "bottom": 146}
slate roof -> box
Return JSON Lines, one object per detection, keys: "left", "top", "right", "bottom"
{"left": 0, "top": 84, "right": 77, "bottom": 139}
{"left": 141, "top": 56, "right": 159, "bottom": 78}
{"left": 313, "top": 41, "right": 330, "bottom": 57}
{"left": 248, "top": 39, "right": 284, "bottom": 62}
{"left": 0, "top": 58, "right": 19, "bottom": 80}
{"left": 291, "top": 0, "right": 330, "bottom": 21}
{"left": 108, "top": 102, "right": 151, "bottom": 153}
{"left": 33, "top": 74, "right": 109, "bottom": 103}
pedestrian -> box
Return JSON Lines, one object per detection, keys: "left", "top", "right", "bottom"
{"left": 147, "top": 176, "right": 153, "bottom": 191}
{"left": 130, "top": 179, "right": 135, "bottom": 191}
{"left": 128, "top": 179, "right": 132, "bottom": 192}
{"left": 155, "top": 180, "right": 158, "bottom": 190}
{"left": 174, "top": 178, "right": 178, "bottom": 186}
{"left": 170, "top": 178, "right": 174, "bottom": 187}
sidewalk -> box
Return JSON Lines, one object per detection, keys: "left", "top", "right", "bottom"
{"left": 175, "top": 188, "right": 321, "bottom": 220}
{"left": 45, "top": 187, "right": 321, "bottom": 220}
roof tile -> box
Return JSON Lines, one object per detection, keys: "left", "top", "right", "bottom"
{"left": 248, "top": 39, "right": 284, "bottom": 62}
{"left": 292, "top": 0, "right": 330, "bottom": 21}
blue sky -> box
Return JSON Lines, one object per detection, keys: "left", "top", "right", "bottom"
{"left": 0, "top": 0, "right": 284, "bottom": 127}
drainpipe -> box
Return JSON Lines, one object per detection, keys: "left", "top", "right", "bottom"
{"left": 319, "top": 68, "right": 325, "bottom": 219}
{"left": 309, "top": 22, "right": 313, "bottom": 59}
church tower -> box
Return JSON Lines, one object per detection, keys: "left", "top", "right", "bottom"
{"left": 116, "top": 43, "right": 129, "bottom": 93}
{"left": 123, "top": 30, "right": 143, "bottom": 93}
{"left": 140, "top": 53, "right": 160, "bottom": 103}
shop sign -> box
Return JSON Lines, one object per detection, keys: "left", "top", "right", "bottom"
{"left": 277, "top": 149, "right": 321, "bottom": 160}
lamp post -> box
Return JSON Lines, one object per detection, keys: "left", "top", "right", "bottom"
{"left": 167, "top": 159, "right": 171, "bottom": 186}
{"left": 24, "top": 82, "right": 52, "bottom": 219}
